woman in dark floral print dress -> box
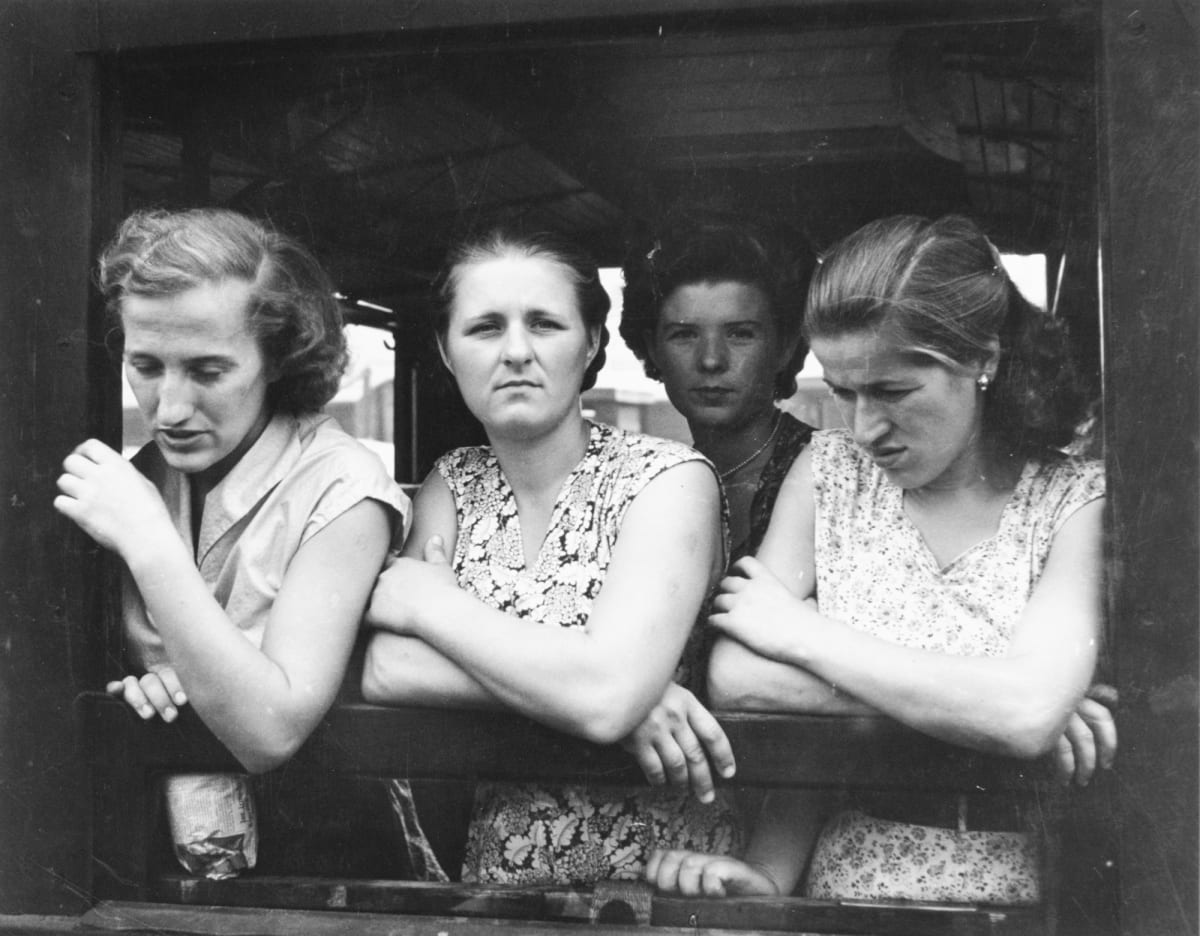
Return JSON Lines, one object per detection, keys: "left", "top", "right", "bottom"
{"left": 361, "top": 227, "right": 742, "bottom": 884}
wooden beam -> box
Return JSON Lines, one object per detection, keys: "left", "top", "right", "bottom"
{"left": 1099, "top": 2, "right": 1200, "bottom": 935}
{"left": 0, "top": 0, "right": 105, "bottom": 915}
{"left": 80, "top": 898, "right": 1041, "bottom": 936}
{"left": 87, "top": 1, "right": 1080, "bottom": 53}
{"left": 81, "top": 695, "right": 1050, "bottom": 793}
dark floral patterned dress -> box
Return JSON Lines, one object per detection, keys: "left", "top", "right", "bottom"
{"left": 438, "top": 421, "right": 744, "bottom": 885}
{"left": 733, "top": 410, "right": 815, "bottom": 562}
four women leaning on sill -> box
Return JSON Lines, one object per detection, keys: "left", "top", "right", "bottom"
{"left": 67, "top": 204, "right": 1116, "bottom": 902}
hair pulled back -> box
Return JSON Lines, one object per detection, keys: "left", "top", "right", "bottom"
{"left": 433, "top": 226, "right": 611, "bottom": 392}
{"left": 621, "top": 214, "right": 813, "bottom": 398}
{"left": 98, "top": 208, "right": 347, "bottom": 415}
{"left": 805, "top": 214, "right": 1087, "bottom": 456}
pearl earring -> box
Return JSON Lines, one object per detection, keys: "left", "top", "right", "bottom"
{"left": 976, "top": 373, "right": 991, "bottom": 392}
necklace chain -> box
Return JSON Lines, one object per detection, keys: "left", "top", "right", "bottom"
{"left": 719, "top": 413, "right": 782, "bottom": 481}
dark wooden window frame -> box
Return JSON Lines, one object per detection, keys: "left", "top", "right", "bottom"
{"left": 0, "top": 3, "right": 1195, "bottom": 933}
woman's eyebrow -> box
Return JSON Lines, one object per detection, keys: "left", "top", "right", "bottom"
{"left": 181, "top": 354, "right": 238, "bottom": 367}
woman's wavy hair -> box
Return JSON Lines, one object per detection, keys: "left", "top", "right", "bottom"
{"left": 805, "top": 214, "right": 1088, "bottom": 456}
{"left": 98, "top": 208, "right": 347, "bottom": 415}
{"left": 432, "top": 226, "right": 611, "bottom": 392}
{"left": 620, "top": 215, "right": 814, "bottom": 399}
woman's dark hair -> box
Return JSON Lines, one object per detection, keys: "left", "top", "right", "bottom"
{"left": 432, "top": 226, "right": 611, "bottom": 392}
{"left": 98, "top": 208, "right": 347, "bottom": 415}
{"left": 805, "top": 214, "right": 1087, "bottom": 456}
{"left": 620, "top": 216, "right": 814, "bottom": 399}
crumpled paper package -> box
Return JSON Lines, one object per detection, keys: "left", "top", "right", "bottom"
{"left": 164, "top": 772, "right": 258, "bottom": 880}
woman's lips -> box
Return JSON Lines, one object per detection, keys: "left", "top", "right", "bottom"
{"left": 157, "top": 428, "right": 206, "bottom": 450}
{"left": 871, "top": 447, "right": 905, "bottom": 469}
{"left": 690, "top": 387, "right": 734, "bottom": 405}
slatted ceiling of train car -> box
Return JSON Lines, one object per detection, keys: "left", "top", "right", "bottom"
{"left": 592, "top": 29, "right": 906, "bottom": 141}
{"left": 892, "top": 24, "right": 1093, "bottom": 249}
{"left": 249, "top": 62, "right": 623, "bottom": 295}
{"left": 111, "top": 17, "right": 1092, "bottom": 308}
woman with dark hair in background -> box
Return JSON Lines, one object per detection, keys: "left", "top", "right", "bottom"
{"left": 362, "top": 227, "right": 742, "bottom": 885}
{"left": 615, "top": 216, "right": 817, "bottom": 805}
{"left": 621, "top": 216, "right": 816, "bottom": 561}
{"left": 648, "top": 214, "right": 1115, "bottom": 903}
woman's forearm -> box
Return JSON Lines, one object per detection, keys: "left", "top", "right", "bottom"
{"left": 380, "top": 461, "right": 722, "bottom": 745}
{"left": 362, "top": 632, "right": 499, "bottom": 709}
{"left": 770, "top": 617, "right": 1088, "bottom": 758}
{"left": 743, "top": 789, "right": 838, "bottom": 896}
{"left": 126, "top": 501, "right": 389, "bottom": 772}
{"left": 127, "top": 544, "right": 323, "bottom": 769}
{"left": 708, "top": 637, "right": 875, "bottom": 715}
{"left": 410, "top": 586, "right": 688, "bottom": 744}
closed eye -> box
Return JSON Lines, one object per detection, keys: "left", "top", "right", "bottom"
{"left": 126, "top": 358, "right": 162, "bottom": 378}
{"left": 190, "top": 367, "right": 227, "bottom": 384}
{"left": 465, "top": 319, "right": 502, "bottom": 336}
{"left": 873, "top": 387, "right": 915, "bottom": 402}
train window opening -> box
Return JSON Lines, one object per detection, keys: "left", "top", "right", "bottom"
{"left": 73, "top": 7, "right": 1128, "bottom": 933}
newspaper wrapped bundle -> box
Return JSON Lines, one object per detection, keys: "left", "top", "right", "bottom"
{"left": 164, "top": 772, "right": 258, "bottom": 879}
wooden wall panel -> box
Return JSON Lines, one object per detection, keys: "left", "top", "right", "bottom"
{"left": 1100, "top": 2, "right": 1200, "bottom": 934}
{"left": 0, "top": 0, "right": 105, "bottom": 914}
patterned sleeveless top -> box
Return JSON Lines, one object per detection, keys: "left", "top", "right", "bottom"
{"left": 804, "top": 429, "right": 1105, "bottom": 904}
{"left": 813, "top": 429, "right": 1105, "bottom": 656}
{"left": 437, "top": 421, "right": 743, "bottom": 885}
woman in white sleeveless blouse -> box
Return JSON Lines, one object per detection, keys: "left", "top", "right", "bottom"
{"left": 647, "top": 214, "right": 1113, "bottom": 904}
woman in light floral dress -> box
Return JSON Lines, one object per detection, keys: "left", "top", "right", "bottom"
{"left": 647, "top": 214, "right": 1112, "bottom": 904}
{"left": 361, "top": 227, "right": 742, "bottom": 884}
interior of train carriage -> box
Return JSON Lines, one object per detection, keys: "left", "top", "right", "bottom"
{"left": 107, "top": 9, "right": 1102, "bottom": 477}
{"left": 5, "top": 1, "right": 1197, "bottom": 933}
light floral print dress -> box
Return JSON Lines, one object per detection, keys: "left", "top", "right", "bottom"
{"left": 805, "top": 429, "right": 1105, "bottom": 904}
{"left": 439, "top": 421, "right": 743, "bottom": 885}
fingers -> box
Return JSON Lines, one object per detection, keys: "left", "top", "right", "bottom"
{"left": 52, "top": 493, "right": 80, "bottom": 519}
{"left": 637, "top": 687, "right": 733, "bottom": 803}
{"left": 115, "top": 675, "right": 156, "bottom": 720}
{"left": 1087, "top": 682, "right": 1119, "bottom": 709}
{"left": 707, "top": 608, "right": 731, "bottom": 634}
{"left": 156, "top": 667, "right": 189, "bottom": 708}
{"left": 625, "top": 736, "right": 668, "bottom": 787}
{"left": 1075, "top": 696, "right": 1118, "bottom": 770}
{"left": 676, "top": 852, "right": 715, "bottom": 897}
{"left": 656, "top": 723, "right": 714, "bottom": 803}
{"left": 644, "top": 847, "right": 665, "bottom": 884}
{"left": 1052, "top": 726, "right": 1077, "bottom": 786}
{"left": 113, "top": 673, "right": 180, "bottom": 722}
{"left": 727, "top": 556, "right": 763, "bottom": 578}
{"left": 70, "top": 438, "right": 122, "bottom": 464}
{"left": 61, "top": 452, "right": 97, "bottom": 479}
{"left": 645, "top": 850, "right": 727, "bottom": 898}
{"left": 715, "top": 575, "right": 748, "bottom": 598}
{"left": 687, "top": 700, "right": 737, "bottom": 783}
{"left": 423, "top": 535, "right": 448, "bottom": 564}
{"left": 644, "top": 851, "right": 776, "bottom": 898}
{"left": 1062, "top": 711, "right": 1097, "bottom": 786}
{"left": 138, "top": 673, "right": 181, "bottom": 722}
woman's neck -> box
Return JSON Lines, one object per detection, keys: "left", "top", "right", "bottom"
{"left": 187, "top": 408, "right": 276, "bottom": 545}
{"left": 490, "top": 411, "right": 591, "bottom": 503}
{"left": 690, "top": 406, "right": 781, "bottom": 479}
{"left": 906, "top": 435, "right": 1022, "bottom": 509}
